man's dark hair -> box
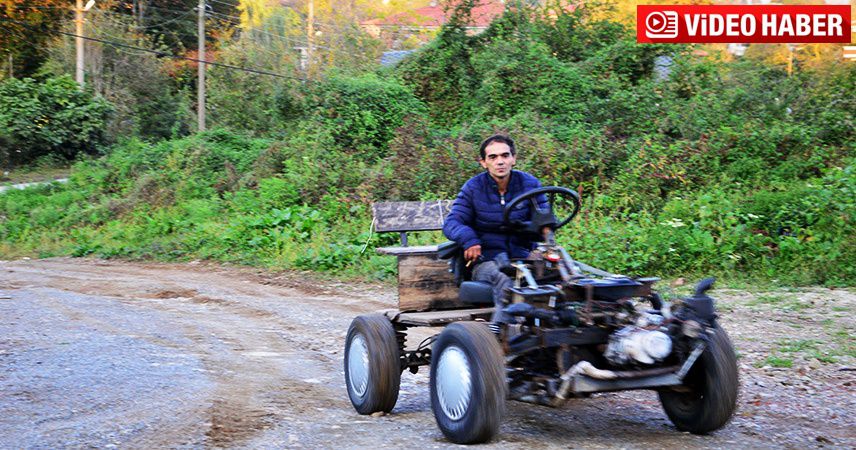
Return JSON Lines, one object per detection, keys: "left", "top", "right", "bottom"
{"left": 478, "top": 134, "right": 516, "bottom": 160}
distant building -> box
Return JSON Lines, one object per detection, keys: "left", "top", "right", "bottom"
{"left": 653, "top": 55, "right": 674, "bottom": 81}
{"left": 380, "top": 50, "right": 416, "bottom": 67}
{"left": 360, "top": 0, "right": 507, "bottom": 49}
{"left": 727, "top": 43, "right": 749, "bottom": 57}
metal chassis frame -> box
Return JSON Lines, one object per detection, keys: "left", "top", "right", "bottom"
{"left": 389, "top": 312, "right": 702, "bottom": 397}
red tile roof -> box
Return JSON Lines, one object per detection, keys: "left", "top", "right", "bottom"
{"left": 362, "top": 0, "right": 506, "bottom": 28}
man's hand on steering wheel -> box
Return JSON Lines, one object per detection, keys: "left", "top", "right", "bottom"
{"left": 502, "top": 186, "right": 581, "bottom": 237}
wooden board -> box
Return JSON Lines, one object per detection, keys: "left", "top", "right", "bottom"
{"left": 395, "top": 307, "right": 494, "bottom": 326}
{"left": 376, "top": 245, "right": 439, "bottom": 256}
{"left": 373, "top": 200, "right": 452, "bottom": 233}
{"left": 396, "top": 253, "right": 464, "bottom": 312}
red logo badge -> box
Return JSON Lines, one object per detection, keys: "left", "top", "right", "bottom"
{"left": 637, "top": 5, "right": 851, "bottom": 43}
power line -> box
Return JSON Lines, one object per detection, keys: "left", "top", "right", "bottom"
{"left": 78, "top": 67, "right": 191, "bottom": 122}
{"left": 4, "top": 9, "right": 382, "bottom": 73}
{"left": 87, "top": 26, "right": 153, "bottom": 56}
{"left": 0, "top": 17, "right": 304, "bottom": 81}
{"left": 212, "top": 13, "right": 382, "bottom": 62}
{"left": 204, "top": 10, "right": 378, "bottom": 63}
{"left": 205, "top": 10, "right": 304, "bottom": 43}
{"left": 129, "top": 10, "right": 196, "bottom": 29}
{"left": 206, "top": 0, "right": 238, "bottom": 8}
{"left": 94, "top": 10, "right": 196, "bottom": 31}
{"left": 32, "top": 3, "right": 381, "bottom": 64}
{"left": 142, "top": 5, "right": 205, "bottom": 15}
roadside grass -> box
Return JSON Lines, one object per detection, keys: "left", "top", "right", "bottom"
{"left": 815, "top": 315, "right": 856, "bottom": 363}
{"left": 810, "top": 352, "right": 838, "bottom": 364}
{"left": 1, "top": 188, "right": 402, "bottom": 284}
{"left": 2, "top": 185, "right": 850, "bottom": 288}
{"left": 758, "top": 355, "right": 794, "bottom": 368}
{"left": 829, "top": 329, "right": 856, "bottom": 359}
{"left": 754, "top": 338, "right": 842, "bottom": 368}
{"left": 777, "top": 339, "right": 820, "bottom": 353}
{"left": 735, "top": 289, "right": 854, "bottom": 368}
{"left": 767, "top": 327, "right": 855, "bottom": 366}
{"left": 745, "top": 293, "right": 812, "bottom": 312}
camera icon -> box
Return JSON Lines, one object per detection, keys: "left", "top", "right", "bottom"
{"left": 645, "top": 11, "right": 679, "bottom": 39}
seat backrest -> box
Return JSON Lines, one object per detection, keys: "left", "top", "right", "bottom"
{"left": 371, "top": 200, "right": 453, "bottom": 245}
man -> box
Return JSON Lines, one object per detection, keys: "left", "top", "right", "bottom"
{"left": 442, "top": 134, "right": 547, "bottom": 326}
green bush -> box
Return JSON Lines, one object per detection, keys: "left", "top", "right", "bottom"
{"left": 0, "top": 75, "right": 113, "bottom": 166}
{"left": 396, "top": 3, "right": 479, "bottom": 124}
{"left": 307, "top": 73, "right": 426, "bottom": 159}
{"left": 471, "top": 38, "right": 593, "bottom": 122}
{"left": 207, "top": 37, "right": 299, "bottom": 136}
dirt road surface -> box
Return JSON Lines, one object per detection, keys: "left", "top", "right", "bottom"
{"left": 1, "top": 258, "right": 853, "bottom": 448}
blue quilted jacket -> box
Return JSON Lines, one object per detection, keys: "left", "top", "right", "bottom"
{"left": 443, "top": 170, "right": 546, "bottom": 261}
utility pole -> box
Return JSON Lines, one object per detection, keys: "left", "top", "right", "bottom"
{"left": 306, "top": 0, "right": 314, "bottom": 70}
{"left": 75, "top": 0, "right": 85, "bottom": 87}
{"left": 197, "top": 0, "right": 206, "bottom": 132}
{"left": 7, "top": 54, "right": 12, "bottom": 78}
{"left": 786, "top": 44, "right": 795, "bottom": 77}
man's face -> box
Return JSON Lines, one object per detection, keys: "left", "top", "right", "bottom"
{"left": 480, "top": 141, "right": 516, "bottom": 180}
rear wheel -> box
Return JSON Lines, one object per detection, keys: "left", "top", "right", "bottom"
{"left": 659, "top": 325, "right": 739, "bottom": 434}
{"left": 344, "top": 314, "right": 401, "bottom": 414}
{"left": 430, "top": 322, "right": 506, "bottom": 444}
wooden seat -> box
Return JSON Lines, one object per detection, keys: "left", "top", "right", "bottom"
{"left": 372, "top": 200, "right": 467, "bottom": 312}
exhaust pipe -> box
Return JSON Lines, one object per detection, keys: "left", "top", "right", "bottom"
{"left": 556, "top": 361, "right": 618, "bottom": 400}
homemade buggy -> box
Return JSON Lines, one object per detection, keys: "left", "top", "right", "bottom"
{"left": 344, "top": 187, "right": 738, "bottom": 444}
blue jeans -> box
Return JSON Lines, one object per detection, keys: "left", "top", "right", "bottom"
{"left": 472, "top": 260, "right": 513, "bottom": 323}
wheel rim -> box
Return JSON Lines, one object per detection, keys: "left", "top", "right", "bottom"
{"left": 348, "top": 333, "right": 370, "bottom": 398}
{"left": 435, "top": 345, "right": 472, "bottom": 421}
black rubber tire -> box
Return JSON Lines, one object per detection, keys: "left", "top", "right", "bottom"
{"left": 430, "top": 322, "right": 507, "bottom": 444}
{"left": 344, "top": 314, "right": 401, "bottom": 414}
{"left": 659, "top": 325, "right": 739, "bottom": 434}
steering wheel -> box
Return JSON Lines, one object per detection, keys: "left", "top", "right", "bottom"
{"left": 502, "top": 186, "right": 581, "bottom": 235}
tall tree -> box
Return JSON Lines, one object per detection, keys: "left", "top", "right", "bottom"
{"left": 0, "top": 0, "right": 68, "bottom": 77}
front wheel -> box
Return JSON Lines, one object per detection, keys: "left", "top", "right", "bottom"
{"left": 344, "top": 314, "right": 401, "bottom": 414}
{"left": 430, "top": 322, "right": 506, "bottom": 444}
{"left": 659, "top": 325, "right": 739, "bottom": 434}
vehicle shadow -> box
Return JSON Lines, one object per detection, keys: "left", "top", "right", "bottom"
{"left": 498, "top": 393, "right": 739, "bottom": 448}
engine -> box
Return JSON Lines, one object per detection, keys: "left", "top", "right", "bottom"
{"left": 604, "top": 312, "right": 673, "bottom": 365}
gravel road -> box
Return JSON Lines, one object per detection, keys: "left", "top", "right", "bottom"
{"left": 0, "top": 258, "right": 853, "bottom": 448}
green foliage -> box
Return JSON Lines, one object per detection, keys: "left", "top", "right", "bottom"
{"left": 396, "top": 1, "right": 479, "bottom": 123}
{"left": 0, "top": 130, "right": 394, "bottom": 280}
{"left": 375, "top": 117, "right": 479, "bottom": 201}
{"left": 38, "top": 11, "right": 192, "bottom": 142}
{"left": 207, "top": 31, "right": 300, "bottom": 136}
{"left": 470, "top": 38, "right": 592, "bottom": 122}
{"left": 0, "top": 75, "right": 113, "bottom": 167}
{"left": 307, "top": 73, "right": 426, "bottom": 159}
{"left": 535, "top": 5, "right": 626, "bottom": 63}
